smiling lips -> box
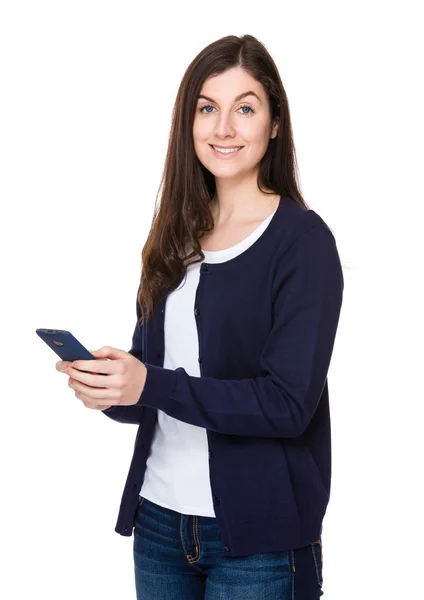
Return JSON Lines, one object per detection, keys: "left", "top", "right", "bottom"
{"left": 210, "top": 144, "right": 244, "bottom": 158}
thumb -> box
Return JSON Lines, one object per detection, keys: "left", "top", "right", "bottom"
{"left": 89, "top": 346, "right": 127, "bottom": 360}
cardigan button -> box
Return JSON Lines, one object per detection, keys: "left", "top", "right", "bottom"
{"left": 202, "top": 264, "right": 209, "bottom": 271}
{"left": 194, "top": 308, "right": 200, "bottom": 316}
{"left": 213, "top": 496, "right": 220, "bottom": 505}
{"left": 209, "top": 451, "right": 214, "bottom": 459}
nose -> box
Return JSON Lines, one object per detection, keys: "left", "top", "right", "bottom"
{"left": 214, "top": 112, "right": 236, "bottom": 138}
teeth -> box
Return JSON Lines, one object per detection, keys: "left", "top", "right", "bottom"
{"left": 212, "top": 146, "right": 242, "bottom": 154}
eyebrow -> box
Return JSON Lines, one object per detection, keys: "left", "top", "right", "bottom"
{"left": 197, "top": 90, "right": 262, "bottom": 104}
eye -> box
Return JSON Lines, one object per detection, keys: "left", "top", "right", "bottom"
{"left": 239, "top": 104, "right": 254, "bottom": 115}
{"left": 198, "top": 104, "right": 255, "bottom": 115}
{"left": 199, "top": 104, "right": 215, "bottom": 114}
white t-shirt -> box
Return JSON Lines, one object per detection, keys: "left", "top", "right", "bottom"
{"left": 139, "top": 207, "right": 278, "bottom": 516}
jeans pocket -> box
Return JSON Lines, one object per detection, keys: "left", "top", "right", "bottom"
{"left": 310, "top": 538, "right": 323, "bottom": 588}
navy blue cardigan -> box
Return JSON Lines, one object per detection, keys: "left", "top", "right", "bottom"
{"left": 102, "top": 196, "right": 344, "bottom": 557}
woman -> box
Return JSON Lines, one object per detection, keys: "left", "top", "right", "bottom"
{"left": 57, "top": 34, "right": 344, "bottom": 599}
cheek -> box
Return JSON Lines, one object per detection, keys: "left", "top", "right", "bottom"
{"left": 243, "top": 121, "right": 271, "bottom": 144}
{"left": 193, "top": 136, "right": 206, "bottom": 159}
{"left": 193, "top": 118, "right": 210, "bottom": 142}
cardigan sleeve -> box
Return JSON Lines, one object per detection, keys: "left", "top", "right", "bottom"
{"left": 135, "top": 226, "right": 344, "bottom": 438}
{"left": 101, "top": 289, "right": 145, "bottom": 425}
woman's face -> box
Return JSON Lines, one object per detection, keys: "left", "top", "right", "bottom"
{"left": 193, "top": 66, "right": 279, "bottom": 180}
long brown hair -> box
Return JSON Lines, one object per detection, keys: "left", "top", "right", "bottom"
{"left": 137, "top": 34, "right": 308, "bottom": 327}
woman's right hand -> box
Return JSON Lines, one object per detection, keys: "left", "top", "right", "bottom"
{"left": 56, "top": 355, "right": 116, "bottom": 411}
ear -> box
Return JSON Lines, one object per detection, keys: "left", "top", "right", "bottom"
{"left": 270, "top": 116, "right": 279, "bottom": 140}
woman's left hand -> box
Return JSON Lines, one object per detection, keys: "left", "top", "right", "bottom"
{"left": 56, "top": 346, "right": 147, "bottom": 410}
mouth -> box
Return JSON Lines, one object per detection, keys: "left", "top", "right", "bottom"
{"left": 209, "top": 144, "right": 245, "bottom": 158}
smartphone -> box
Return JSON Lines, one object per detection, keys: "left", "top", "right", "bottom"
{"left": 35, "top": 329, "right": 107, "bottom": 375}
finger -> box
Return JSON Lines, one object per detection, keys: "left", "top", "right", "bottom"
{"left": 82, "top": 402, "right": 116, "bottom": 410}
{"left": 68, "top": 378, "right": 120, "bottom": 401}
{"left": 56, "top": 361, "right": 70, "bottom": 372}
{"left": 81, "top": 398, "right": 106, "bottom": 410}
{"left": 66, "top": 366, "right": 121, "bottom": 389}
{"left": 80, "top": 395, "right": 108, "bottom": 410}
{"left": 72, "top": 386, "right": 118, "bottom": 410}
{"left": 69, "top": 358, "right": 118, "bottom": 375}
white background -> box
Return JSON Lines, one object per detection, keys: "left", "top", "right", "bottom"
{"left": 1, "top": 1, "right": 423, "bottom": 598}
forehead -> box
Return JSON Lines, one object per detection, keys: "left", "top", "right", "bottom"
{"left": 199, "top": 68, "right": 264, "bottom": 100}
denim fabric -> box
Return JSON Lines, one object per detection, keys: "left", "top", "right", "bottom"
{"left": 133, "top": 496, "right": 324, "bottom": 599}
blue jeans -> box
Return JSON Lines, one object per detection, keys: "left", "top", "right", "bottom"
{"left": 133, "top": 495, "right": 324, "bottom": 599}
